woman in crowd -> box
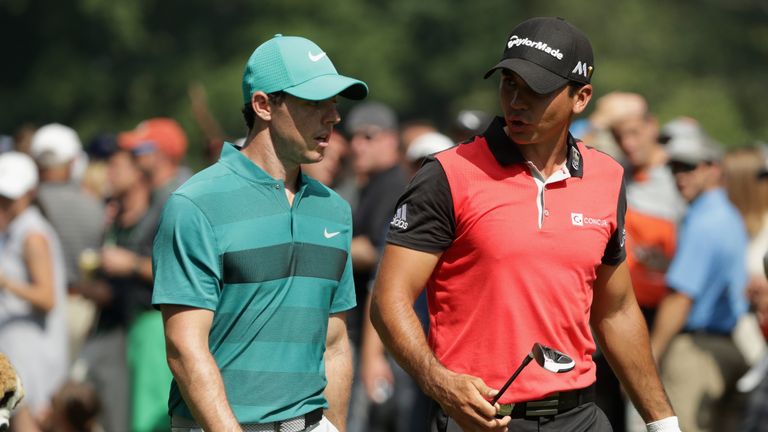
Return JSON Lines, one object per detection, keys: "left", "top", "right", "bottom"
{"left": 0, "top": 152, "right": 68, "bottom": 431}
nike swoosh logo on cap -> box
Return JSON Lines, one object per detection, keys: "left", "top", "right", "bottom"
{"left": 308, "top": 51, "right": 327, "bottom": 62}
{"left": 324, "top": 228, "right": 340, "bottom": 239}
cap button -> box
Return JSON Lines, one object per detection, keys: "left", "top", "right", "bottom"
{"left": 273, "top": 33, "right": 283, "bottom": 38}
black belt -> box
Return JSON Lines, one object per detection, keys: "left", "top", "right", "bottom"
{"left": 295, "top": 408, "right": 323, "bottom": 429}
{"left": 497, "top": 384, "right": 595, "bottom": 419}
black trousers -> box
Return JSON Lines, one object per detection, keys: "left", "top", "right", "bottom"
{"left": 429, "top": 401, "right": 613, "bottom": 432}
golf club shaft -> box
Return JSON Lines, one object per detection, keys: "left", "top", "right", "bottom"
{"left": 490, "top": 353, "right": 534, "bottom": 405}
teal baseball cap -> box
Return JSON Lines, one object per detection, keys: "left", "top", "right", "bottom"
{"left": 242, "top": 34, "right": 368, "bottom": 103}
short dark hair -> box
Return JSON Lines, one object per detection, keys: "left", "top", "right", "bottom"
{"left": 568, "top": 82, "right": 586, "bottom": 97}
{"left": 241, "top": 91, "right": 286, "bottom": 130}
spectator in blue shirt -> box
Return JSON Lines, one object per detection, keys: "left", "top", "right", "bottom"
{"left": 650, "top": 117, "right": 750, "bottom": 432}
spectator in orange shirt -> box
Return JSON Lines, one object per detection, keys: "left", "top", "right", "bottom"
{"left": 590, "top": 93, "right": 686, "bottom": 430}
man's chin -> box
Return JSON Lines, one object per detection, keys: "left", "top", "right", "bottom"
{"left": 302, "top": 152, "right": 325, "bottom": 165}
{"left": 503, "top": 126, "right": 535, "bottom": 144}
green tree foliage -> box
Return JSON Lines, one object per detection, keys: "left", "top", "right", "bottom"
{"left": 1, "top": 0, "right": 766, "bottom": 167}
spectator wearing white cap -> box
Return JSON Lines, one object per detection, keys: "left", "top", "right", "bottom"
{"left": 589, "top": 93, "right": 687, "bottom": 431}
{"left": 0, "top": 152, "right": 68, "bottom": 431}
{"left": 404, "top": 131, "right": 456, "bottom": 176}
{"left": 650, "top": 118, "right": 750, "bottom": 432}
{"left": 357, "top": 130, "right": 455, "bottom": 432}
{"left": 29, "top": 123, "right": 106, "bottom": 364}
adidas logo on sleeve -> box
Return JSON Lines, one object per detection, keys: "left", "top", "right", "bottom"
{"left": 390, "top": 204, "right": 409, "bottom": 229}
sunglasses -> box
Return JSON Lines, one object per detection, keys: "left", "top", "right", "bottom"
{"left": 352, "top": 127, "right": 384, "bottom": 141}
{"left": 668, "top": 160, "right": 699, "bottom": 175}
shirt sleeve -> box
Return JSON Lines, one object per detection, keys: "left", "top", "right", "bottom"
{"left": 331, "top": 201, "right": 357, "bottom": 314}
{"left": 386, "top": 158, "right": 455, "bottom": 252}
{"left": 602, "top": 178, "right": 627, "bottom": 265}
{"left": 151, "top": 194, "right": 222, "bottom": 311}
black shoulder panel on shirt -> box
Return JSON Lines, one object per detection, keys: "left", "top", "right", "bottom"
{"left": 602, "top": 178, "right": 627, "bottom": 265}
{"left": 386, "top": 157, "right": 456, "bottom": 253}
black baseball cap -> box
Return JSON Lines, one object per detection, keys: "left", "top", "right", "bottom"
{"left": 484, "top": 17, "right": 594, "bottom": 94}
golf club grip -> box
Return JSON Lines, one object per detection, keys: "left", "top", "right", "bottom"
{"left": 490, "top": 354, "right": 533, "bottom": 405}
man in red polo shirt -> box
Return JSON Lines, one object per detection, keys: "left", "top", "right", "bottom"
{"left": 370, "top": 17, "right": 680, "bottom": 432}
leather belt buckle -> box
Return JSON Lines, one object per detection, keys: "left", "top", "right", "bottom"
{"left": 525, "top": 393, "right": 559, "bottom": 417}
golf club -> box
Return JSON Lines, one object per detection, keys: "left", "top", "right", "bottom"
{"left": 490, "top": 342, "right": 575, "bottom": 405}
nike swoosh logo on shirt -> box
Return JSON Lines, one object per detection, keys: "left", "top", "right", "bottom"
{"left": 324, "top": 228, "right": 340, "bottom": 239}
{"left": 308, "top": 51, "right": 327, "bottom": 62}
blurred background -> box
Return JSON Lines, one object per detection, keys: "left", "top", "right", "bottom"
{"left": 2, "top": 0, "right": 766, "bottom": 169}
{"left": 3, "top": 2, "right": 768, "bottom": 432}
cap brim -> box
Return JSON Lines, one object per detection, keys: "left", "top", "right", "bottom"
{"left": 0, "top": 186, "right": 23, "bottom": 199}
{"left": 484, "top": 58, "right": 569, "bottom": 94}
{"left": 117, "top": 131, "right": 142, "bottom": 150}
{"left": 668, "top": 154, "right": 704, "bottom": 166}
{"left": 284, "top": 74, "right": 368, "bottom": 101}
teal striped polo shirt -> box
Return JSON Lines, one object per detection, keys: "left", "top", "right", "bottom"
{"left": 152, "top": 142, "right": 356, "bottom": 423}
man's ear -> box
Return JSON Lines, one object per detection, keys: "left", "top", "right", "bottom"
{"left": 251, "top": 91, "right": 272, "bottom": 121}
{"left": 572, "top": 84, "right": 593, "bottom": 115}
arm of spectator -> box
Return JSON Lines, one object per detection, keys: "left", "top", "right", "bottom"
{"left": 351, "top": 236, "right": 379, "bottom": 272}
{"left": 0, "top": 233, "right": 56, "bottom": 312}
{"left": 649, "top": 291, "right": 692, "bottom": 361}
{"left": 323, "top": 312, "right": 352, "bottom": 431}
{"left": 134, "top": 255, "right": 153, "bottom": 281}
{"left": 77, "top": 279, "right": 113, "bottom": 307}
{"left": 370, "top": 244, "right": 509, "bottom": 432}
{"left": 746, "top": 275, "right": 768, "bottom": 324}
{"left": 360, "top": 291, "right": 394, "bottom": 402}
{"left": 161, "top": 304, "right": 241, "bottom": 431}
{"left": 100, "top": 246, "right": 153, "bottom": 282}
{"left": 591, "top": 261, "right": 677, "bottom": 424}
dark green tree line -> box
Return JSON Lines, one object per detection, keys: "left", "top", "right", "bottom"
{"left": 1, "top": 0, "right": 766, "bottom": 168}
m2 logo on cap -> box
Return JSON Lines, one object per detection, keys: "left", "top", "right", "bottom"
{"left": 571, "top": 61, "right": 593, "bottom": 78}
{"left": 507, "top": 35, "right": 563, "bottom": 60}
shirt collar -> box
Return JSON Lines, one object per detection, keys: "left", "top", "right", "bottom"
{"left": 219, "top": 142, "right": 279, "bottom": 185}
{"left": 482, "top": 116, "right": 584, "bottom": 178}
{"left": 219, "top": 142, "right": 312, "bottom": 192}
{"left": 690, "top": 187, "right": 726, "bottom": 210}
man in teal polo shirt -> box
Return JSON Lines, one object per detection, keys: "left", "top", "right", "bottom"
{"left": 152, "top": 34, "right": 367, "bottom": 431}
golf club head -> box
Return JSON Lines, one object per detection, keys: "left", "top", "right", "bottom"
{"left": 531, "top": 343, "right": 575, "bottom": 373}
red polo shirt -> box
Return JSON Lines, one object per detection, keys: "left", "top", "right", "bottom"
{"left": 387, "top": 117, "right": 626, "bottom": 403}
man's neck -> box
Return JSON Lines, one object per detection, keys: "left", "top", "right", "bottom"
{"left": 241, "top": 133, "right": 301, "bottom": 194}
{"left": 690, "top": 183, "right": 722, "bottom": 205}
{"left": 514, "top": 128, "right": 569, "bottom": 178}
{"left": 39, "top": 167, "right": 71, "bottom": 183}
{"left": 117, "top": 185, "right": 150, "bottom": 227}
{"left": 152, "top": 163, "right": 178, "bottom": 189}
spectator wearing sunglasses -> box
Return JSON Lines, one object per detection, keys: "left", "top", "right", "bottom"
{"left": 650, "top": 117, "right": 750, "bottom": 432}
{"left": 591, "top": 93, "right": 687, "bottom": 429}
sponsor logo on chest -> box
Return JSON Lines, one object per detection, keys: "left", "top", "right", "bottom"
{"left": 570, "top": 212, "right": 608, "bottom": 227}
